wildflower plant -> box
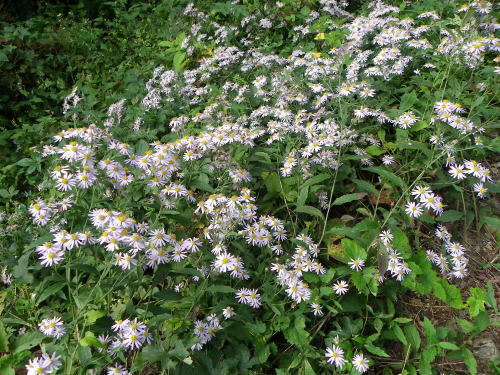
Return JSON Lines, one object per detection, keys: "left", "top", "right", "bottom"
{"left": 0, "top": 0, "right": 498, "bottom": 374}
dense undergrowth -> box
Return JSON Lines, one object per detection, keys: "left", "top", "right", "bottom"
{"left": 0, "top": 0, "right": 499, "bottom": 374}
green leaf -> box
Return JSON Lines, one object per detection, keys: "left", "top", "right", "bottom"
{"left": 326, "top": 226, "right": 359, "bottom": 240}
{"left": 364, "top": 343, "right": 390, "bottom": 357}
{"left": 393, "top": 318, "right": 412, "bottom": 324}
{"left": 467, "top": 287, "right": 486, "bottom": 317}
{"left": 295, "top": 206, "right": 325, "bottom": 221}
{"left": 265, "top": 172, "right": 281, "bottom": 193}
{"left": 463, "top": 348, "right": 477, "bottom": 375}
{"left": 363, "top": 166, "right": 404, "bottom": 188}
{"left": 436, "top": 210, "right": 464, "bottom": 222}
{"left": 37, "top": 282, "right": 66, "bottom": 304}
{"left": 135, "top": 140, "right": 149, "bottom": 155}
{"left": 485, "top": 282, "right": 498, "bottom": 313}
{"left": 342, "top": 238, "right": 367, "bottom": 260}
{"left": 438, "top": 342, "right": 459, "bottom": 350}
{"left": 0, "top": 322, "right": 8, "bottom": 351}
{"left": 392, "top": 324, "right": 407, "bottom": 346}
{"left": 399, "top": 91, "right": 417, "bottom": 111}
{"left": 13, "top": 332, "right": 43, "bottom": 353}
{"left": 365, "top": 145, "right": 386, "bottom": 156}
{"left": 420, "top": 346, "right": 437, "bottom": 375}
{"left": 455, "top": 318, "right": 474, "bottom": 334}
{"left": 86, "top": 310, "right": 106, "bottom": 324}
{"left": 192, "top": 174, "right": 214, "bottom": 193}
{"left": 301, "top": 173, "right": 330, "bottom": 188}
{"left": 79, "top": 331, "right": 105, "bottom": 348}
{"left": 297, "top": 186, "right": 308, "bottom": 206}
{"left": 481, "top": 215, "right": 500, "bottom": 231}
{"left": 332, "top": 193, "right": 362, "bottom": 206}
{"left": 351, "top": 272, "right": 367, "bottom": 294}
{"left": 423, "top": 317, "right": 436, "bottom": 343}
{"left": 352, "top": 178, "right": 378, "bottom": 195}
{"left": 404, "top": 324, "right": 421, "bottom": 353}
{"left": 206, "top": 285, "right": 235, "bottom": 294}
{"left": 173, "top": 51, "right": 186, "bottom": 72}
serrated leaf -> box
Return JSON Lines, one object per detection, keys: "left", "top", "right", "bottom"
{"left": 438, "top": 342, "right": 459, "bottom": 350}
{"left": 206, "top": 285, "right": 235, "bottom": 293}
{"left": 342, "top": 238, "right": 367, "bottom": 260}
{"left": 86, "top": 310, "right": 106, "bottom": 324}
{"left": 404, "top": 324, "right": 421, "bottom": 353}
{"left": 332, "top": 193, "right": 363, "bottom": 206}
{"left": 463, "top": 348, "right": 477, "bottom": 375}
{"left": 352, "top": 178, "right": 378, "bottom": 195}
{"left": 436, "top": 210, "right": 464, "bottom": 222}
{"left": 364, "top": 343, "right": 390, "bottom": 357}
{"left": 364, "top": 166, "right": 404, "bottom": 188}
{"left": 393, "top": 324, "right": 407, "bottom": 346}
{"left": 79, "top": 331, "right": 105, "bottom": 348}
{"left": 297, "top": 186, "right": 309, "bottom": 206}
{"left": 37, "top": 282, "right": 66, "bottom": 304}
{"left": 135, "top": 140, "right": 149, "bottom": 155}
{"left": 423, "top": 317, "right": 436, "bottom": 343}
{"left": 295, "top": 205, "right": 325, "bottom": 221}
{"left": 365, "top": 145, "right": 385, "bottom": 156}
{"left": 455, "top": 318, "right": 474, "bottom": 334}
{"left": 0, "top": 322, "right": 8, "bottom": 351}
{"left": 301, "top": 173, "right": 330, "bottom": 188}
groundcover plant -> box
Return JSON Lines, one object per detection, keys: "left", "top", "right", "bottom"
{"left": 0, "top": 0, "right": 499, "bottom": 374}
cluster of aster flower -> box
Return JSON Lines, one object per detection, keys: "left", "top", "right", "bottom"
{"left": 38, "top": 317, "right": 65, "bottom": 339}
{"left": 271, "top": 234, "right": 325, "bottom": 304}
{"left": 98, "top": 318, "right": 153, "bottom": 352}
{"left": 325, "top": 336, "right": 371, "bottom": 373}
{"left": 29, "top": 197, "right": 73, "bottom": 226}
{"left": 26, "top": 353, "right": 61, "bottom": 375}
{"left": 405, "top": 185, "right": 446, "bottom": 219}
{"left": 372, "top": 230, "right": 412, "bottom": 282}
{"left": 35, "top": 230, "right": 93, "bottom": 267}
{"left": 425, "top": 225, "right": 469, "bottom": 279}
{"left": 18, "top": 1, "right": 498, "bottom": 370}
{"left": 235, "top": 287, "right": 262, "bottom": 308}
{"left": 192, "top": 313, "right": 223, "bottom": 350}
{"left": 1, "top": 266, "right": 12, "bottom": 285}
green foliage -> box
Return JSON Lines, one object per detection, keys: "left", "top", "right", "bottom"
{"left": 0, "top": 0, "right": 498, "bottom": 374}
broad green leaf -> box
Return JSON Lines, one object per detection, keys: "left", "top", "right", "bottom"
{"left": 297, "top": 186, "right": 309, "bottom": 206}
{"left": 135, "top": 140, "right": 149, "bottom": 155}
{"left": 404, "top": 324, "right": 421, "bottom": 353}
{"left": 295, "top": 206, "right": 325, "bottom": 221}
{"left": 436, "top": 210, "right": 464, "bottom": 222}
{"left": 301, "top": 173, "right": 330, "bottom": 188}
{"left": 364, "top": 343, "right": 390, "bottom": 357}
{"left": 342, "top": 238, "right": 366, "bottom": 260}
{"left": 0, "top": 322, "right": 8, "bottom": 351}
{"left": 326, "top": 226, "right": 359, "bottom": 240}
{"left": 206, "top": 285, "right": 235, "bottom": 293}
{"left": 37, "top": 282, "right": 66, "bottom": 304}
{"left": 365, "top": 145, "right": 385, "bottom": 156}
{"left": 463, "top": 348, "right": 477, "bottom": 375}
{"left": 352, "top": 178, "right": 378, "bottom": 195}
{"left": 79, "top": 331, "right": 105, "bottom": 348}
{"left": 392, "top": 324, "right": 407, "bottom": 346}
{"left": 423, "top": 317, "right": 436, "bottom": 343}
{"left": 455, "top": 318, "right": 474, "bottom": 334}
{"left": 332, "top": 193, "right": 362, "bottom": 206}
{"left": 13, "top": 332, "right": 43, "bottom": 353}
{"left": 86, "top": 310, "right": 106, "bottom": 324}
{"left": 438, "top": 342, "right": 459, "bottom": 350}
{"left": 363, "top": 166, "right": 404, "bottom": 188}
{"left": 173, "top": 51, "right": 186, "bottom": 72}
